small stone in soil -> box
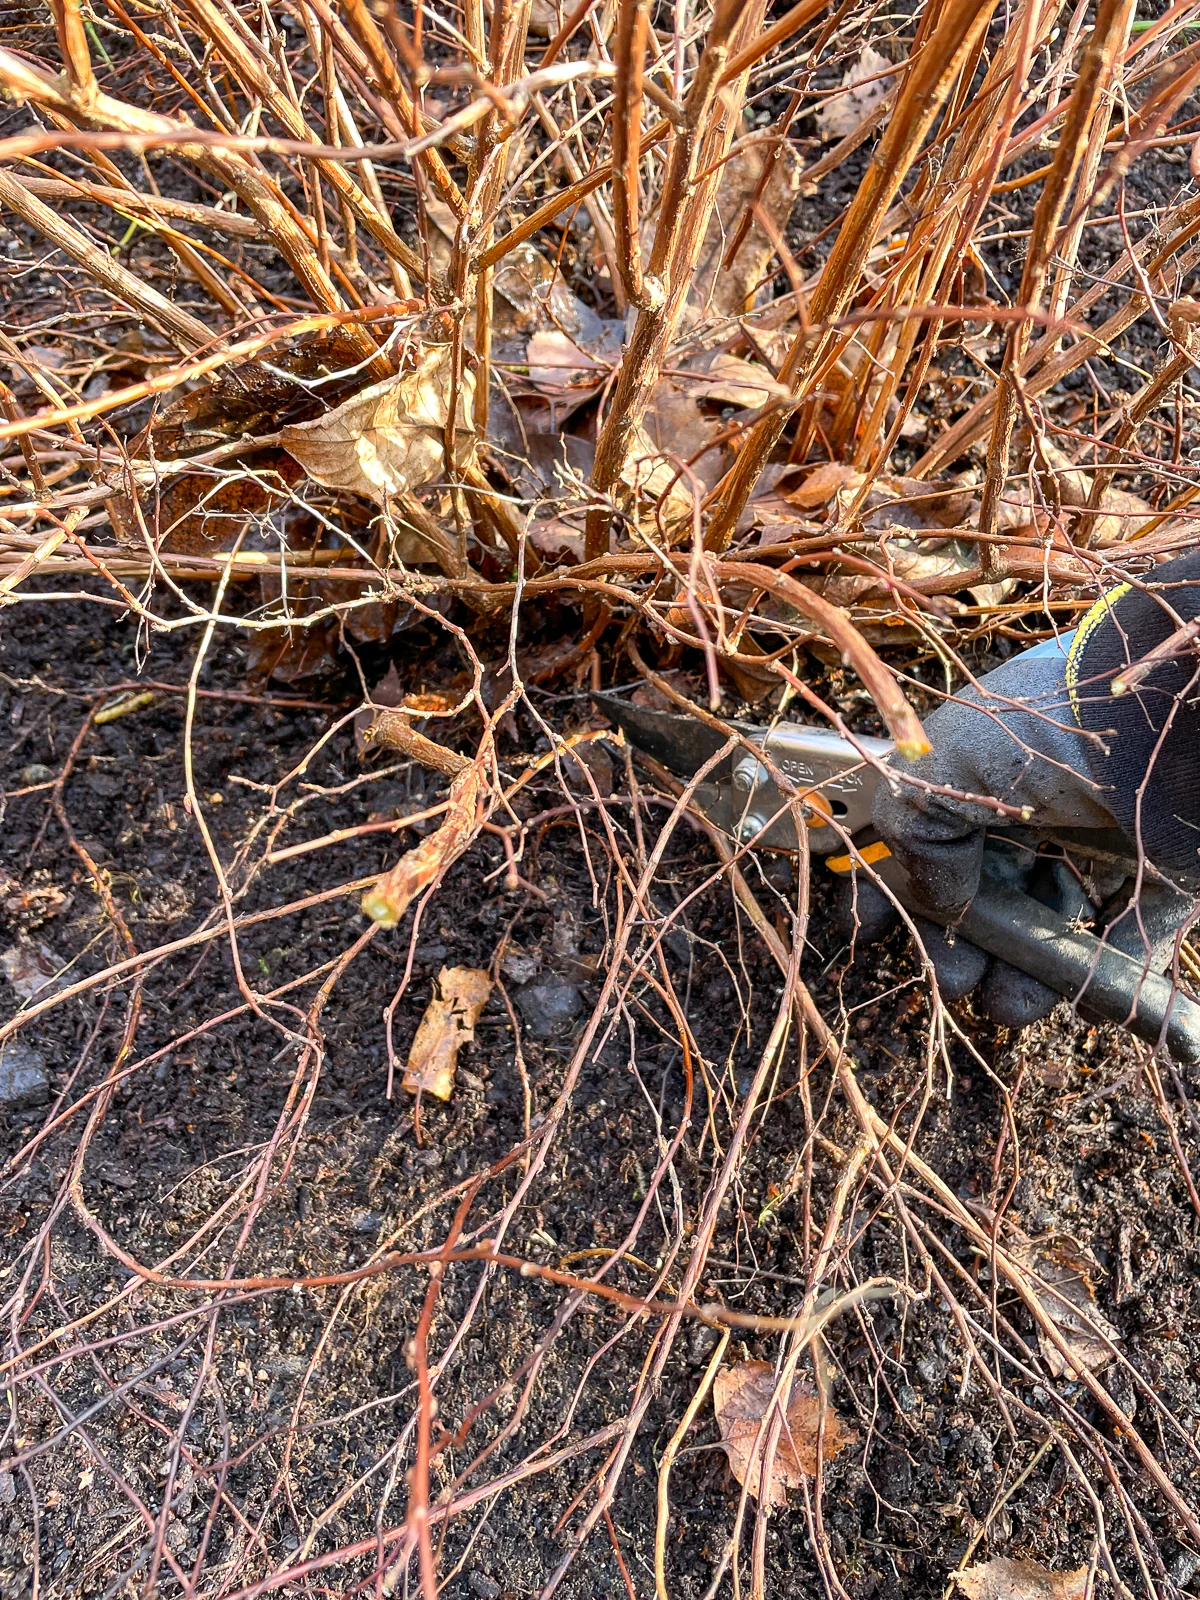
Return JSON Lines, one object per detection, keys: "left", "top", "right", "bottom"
{"left": 468, "top": 1575, "right": 501, "bottom": 1600}
{"left": 915, "top": 1355, "right": 944, "bottom": 1386}
{"left": 97, "top": 1163, "right": 137, "bottom": 1190}
{"left": 1169, "top": 1550, "right": 1200, "bottom": 1588}
{"left": 501, "top": 948, "right": 540, "bottom": 985}
{"left": 0, "top": 1042, "right": 49, "bottom": 1109}
{"left": 516, "top": 982, "right": 583, "bottom": 1039}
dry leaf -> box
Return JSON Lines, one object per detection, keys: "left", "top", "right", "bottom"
{"left": 493, "top": 241, "right": 601, "bottom": 343}
{"left": 861, "top": 474, "right": 976, "bottom": 530}
{"left": 721, "top": 634, "right": 782, "bottom": 704}
{"left": 1006, "top": 436, "right": 1153, "bottom": 540}
{"left": 425, "top": 200, "right": 603, "bottom": 345}
{"left": 685, "top": 354, "right": 790, "bottom": 409}
{"left": 282, "top": 347, "right": 474, "bottom": 504}
{"left": 1, "top": 940, "right": 67, "bottom": 1002}
{"left": 803, "top": 538, "right": 981, "bottom": 608}
{"left": 247, "top": 619, "right": 340, "bottom": 685}
{"left": 528, "top": 518, "right": 586, "bottom": 561}
{"left": 690, "top": 141, "right": 802, "bottom": 317}
{"left": 402, "top": 965, "right": 492, "bottom": 1101}
{"left": 109, "top": 328, "right": 367, "bottom": 552}
{"left": 526, "top": 0, "right": 563, "bottom": 35}
{"left": 526, "top": 328, "right": 611, "bottom": 389}
{"left": 486, "top": 0, "right": 559, "bottom": 39}
{"left": 815, "top": 46, "right": 895, "bottom": 141}
{"left": 619, "top": 426, "right": 698, "bottom": 532}
{"left": 642, "top": 380, "right": 731, "bottom": 492}
{"left": 954, "top": 1559, "right": 1089, "bottom": 1600}
{"left": 787, "top": 462, "right": 866, "bottom": 507}
{"left": 1011, "top": 1235, "right": 1119, "bottom": 1378}
{"left": 713, "top": 1361, "right": 853, "bottom": 1507}
{"left": 1088, "top": 484, "right": 1154, "bottom": 542}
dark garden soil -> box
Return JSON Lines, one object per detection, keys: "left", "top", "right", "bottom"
{"left": 0, "top": 590, "right": 1198, "bottom": 1600}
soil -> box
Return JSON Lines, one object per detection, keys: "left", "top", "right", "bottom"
{"left": 1, "top": 590, "right": 1199, "bottom": 1600}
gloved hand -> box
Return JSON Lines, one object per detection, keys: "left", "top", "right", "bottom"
{"left": 841, "top": 549, "right": 1200, "bottom": 1027}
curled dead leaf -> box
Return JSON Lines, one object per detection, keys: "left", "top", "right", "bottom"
{"left": 685, "top": 353, "right": 790, "bottom": 410}
{"left": 526, "top": 328, "right": 612, "bottom": 390}
{"left": 282, "top": 347, "right": 475, "bottom": 504}
{"left": 642, "top": 378, "right": 731, "bottom": 493}
{"left": 690, "top": 141, "right": 802, "bottom": 318}
{"left": 713, "top": 1360, "right": 853, "bottom": 1507}
{"left": 619, "top": 426, "right": 698, "bottom": 534}
{"left": 953, "top": 1559, "right": 1089, "bottom": 1600}
{"left": 788, "top": 462, "right": 866, "bottom": 507}
{"left": 402, "top": 965, "right": 492, "bottom": 1101}
{"left": 109, "top": 327, "right": 371, "bottom": 554}
{"left": 1, "top": 940, "right": 67, "bottom": 1002}
{"left": 1011, "top": 1235, "right": 1119, "bottom": 1378}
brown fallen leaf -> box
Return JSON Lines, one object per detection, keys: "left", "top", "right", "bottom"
{"left": 525, "top": 328, "right": 611, "bottom": 390}
{"left": 1011, "top": 1234, "right": 1119, "bottom": 1378}
{"left": 424, "top": 200, "right": 599, "bottom": 345}
{"left": 953, "top": 1558, "right": 1089, "bottom": 1600}
{"left": 860, "top": 474, "right": 977, "bottom": 530}
{"left": 787, "top": 462, "right": 866, "bottom": 507}
{"left": 684, "top": 353, "right": 790, "bottom": 409}
{"left": 108, "top": 454, "right": 304, "bottom": 557}
{"left": 1005, "top": 436, "right": 1153, "bottom": 541}
{"left": 690, "top": 141, "right": 802, "bottom": 318}
{"left": 108, "top": 328, "right": 377, "bottom": 554}
{"left": 493, "top": 241, "right": 599, "bottom": 343}
{"left": 618, "top": 426, "right": 698, "bottom": 535}
{"left": 527, "top": 518, "right": 586, "bottom": 561}
{"left": 642, "top": 379, "right": 731, "bottom": 493}
{"left": 720, "top": 633, "right": 784, "bottom": 704}
{"left": 1086, "top": 484, "right": 1155, "bottom": 542}
{"left": 713, "top": 1360, "right": 853, "bottom": 1507}
{"left": 401, "top": 966, "right": 493, "bottom": 1101}
{"left": 282, "top": 346, "right": 475, "bottom": 504}
{"left": 525, "top": 0, "right": 564, "bottom": 36}
{"left": 135, "top": 328, "right": 374, "bottom": 459}
{"left": 246, "top": 618, "right": 341, "bottom": 686}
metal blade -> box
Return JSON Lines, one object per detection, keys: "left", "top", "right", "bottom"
{"left": 590, "top": 691, "right": 755, "bottom": 778}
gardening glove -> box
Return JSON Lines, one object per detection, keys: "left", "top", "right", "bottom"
{"left": 844, "top": 547, "right": 1200, "bottom": 1026}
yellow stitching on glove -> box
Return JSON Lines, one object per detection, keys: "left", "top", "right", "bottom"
{"left": 1066, "top": 581, "right": 1131, "bottom": 726}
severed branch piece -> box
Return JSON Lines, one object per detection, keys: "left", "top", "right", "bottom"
{"left": 362, "top": 762, "right": 485, "bottom": 928}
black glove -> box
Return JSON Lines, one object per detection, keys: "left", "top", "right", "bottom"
{"left": 841, "top": 549, "right": 1200, "bottom": 1026}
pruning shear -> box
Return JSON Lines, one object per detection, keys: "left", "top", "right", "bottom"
{"left": 594, "top": 691, "right": 1200, "bottom": 1063}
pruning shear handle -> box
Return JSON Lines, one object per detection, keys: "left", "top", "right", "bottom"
{"left": 594, "top": 692, "right": 1200, "bottom": 1062}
